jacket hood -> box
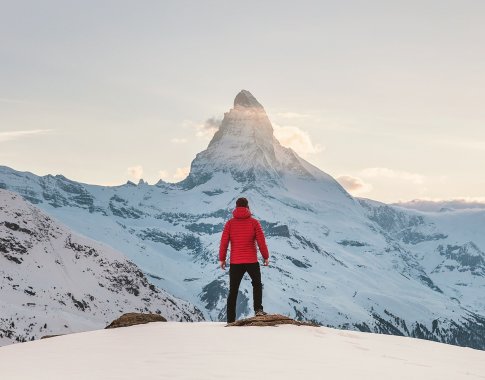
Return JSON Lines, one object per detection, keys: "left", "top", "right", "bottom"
{"left": 232, "top": 207, "right": 251, "bottom": 219}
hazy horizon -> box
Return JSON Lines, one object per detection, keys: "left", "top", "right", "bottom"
{"left": 1, "top": 1, "right": 484, "bottom": 204}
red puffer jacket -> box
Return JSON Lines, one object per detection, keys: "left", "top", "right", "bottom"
{"left": 219, "top": 207, "right": 270, "bottom": 264}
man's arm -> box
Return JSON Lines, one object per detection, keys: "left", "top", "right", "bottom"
{"left": 254, "top": 220, "right": 269, "bottom": 265}
{"left": 219, "top": 220, "right": 231, "bottom": 269}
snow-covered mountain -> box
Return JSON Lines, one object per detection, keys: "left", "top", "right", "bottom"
{"left": 181, "top": 90, "right": 339, "bottom": 189}
{"left": 1, "top": 90, "right": 485, "bottom": 349}
{"left": 2, "top": 322, "right": 485, "bottom": 380}
{"left": 393, "top": 199, "right": 485, "bottom": 212}
{"left": 0, "top": 189, "right": 203, "bottom": 346}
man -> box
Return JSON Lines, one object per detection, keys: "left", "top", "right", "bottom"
{"left": 219, "top": 197, "right": 270, "bottom": 323}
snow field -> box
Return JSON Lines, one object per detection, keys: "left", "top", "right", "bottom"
{"left": 1, "top": 322, "right": 485, "bottom": 380}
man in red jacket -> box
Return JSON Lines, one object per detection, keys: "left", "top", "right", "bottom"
{"left": 219, "top": 197, "right": 270, "bottom": 323}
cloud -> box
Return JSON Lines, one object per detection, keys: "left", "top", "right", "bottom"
{"left": 337, "top": 175, "right": 373, "bottom": 194}
{"left": 158, "top": 169, "right": 169, "bottom": 179}
{"left": 360, "top": 167, "right": 425, "bottom": 185}
{"left": 0, "top": 129, "right": 53, "bottom": 143}
{"left": 273, "top": 124, "right": 324, "bottom": 158}
{"left": 127, "top": 165, "right": 143, "bottom": 181}
{"left": 173, "top": 167, "right": 190, "bottom": 181}
{"left": 275, "top": 112, "right": 311, "bottom": 119}
{"left": 170, "top": 137, "right": 188, "bottom": 144}
{"left": 194, "top": 117, "right": 221, "bottom": 139}
{"left": 394, "top": 197, "right": 485, "bottom": 212}
{"left": 159, "top": 166, "right": 190, "bottom": 183}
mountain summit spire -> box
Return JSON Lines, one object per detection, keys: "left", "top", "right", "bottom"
{"left": 179, "top": 89, "right": 334, "bottom": 189}
{"left": 234, "top": 90, "right": 263, "bottom": 109}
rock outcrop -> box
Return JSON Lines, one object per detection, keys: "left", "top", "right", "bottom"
{"left": 227, "top": 314, "right": 320, "bottom": 327}
{"left": 106, "top": 313, "right": 167, "bottom": 329}
{"left": 40, "top": 334, "right": 63, "bottom": 340}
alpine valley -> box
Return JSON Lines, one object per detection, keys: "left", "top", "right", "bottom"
{"left": 1, "top": 91, "right": 485, "bottom": 349}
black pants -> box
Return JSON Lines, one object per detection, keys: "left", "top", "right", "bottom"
{"left": 227, "top": 262, "right": 263, "bottom": 323}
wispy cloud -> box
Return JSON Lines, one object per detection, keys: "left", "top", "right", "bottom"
{"left": 273, "top": 124, "right": 324, "bottom": 158}
{"left": 275, "top": 112, "right": 312, "bottom": 119}
{"left": 360, "top": 167, "right": 425, "bottom": 185}
{"left": 191, "top": 117, "right": 221, "bottom": 139}
{"left": 181, "top": 118, "right": 221, "bottom": 139}
{"left": 159, "top": 166, "right": 190, "bottom": 183}
{"left": 271, "top": 110, "right": 358, "bottom": 133}
{"left": 127, "top": 165, "right": 143, "bottom": 181}
{"left": 0, "top": 129, "right": 53, "bottom": 143}
{"left": 337, "top": 175, "right": 373, "bottom": 194}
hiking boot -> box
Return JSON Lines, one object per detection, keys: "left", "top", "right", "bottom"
{"left": 255, "top": 309, "right": 267, "bottom": 317}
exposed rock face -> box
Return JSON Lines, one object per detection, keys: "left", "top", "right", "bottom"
{"left": 106, "top": 313, "right": 167, "bottom": 329}
{"left": 40, "top": 334, "right": 63, "bottom": 340}
{"left": 227, "top": 314, "right": 320, "bottom": 327}
{"left": 233, "top": 89, "right": 264, "bottom": 109}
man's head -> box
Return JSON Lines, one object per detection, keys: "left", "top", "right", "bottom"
{"left": 236, "top": 197, "right": 249, "bottom": 208}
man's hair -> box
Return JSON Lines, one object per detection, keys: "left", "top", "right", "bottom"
{"left": 236, "top": 197, "right": 249, "bottom": 208}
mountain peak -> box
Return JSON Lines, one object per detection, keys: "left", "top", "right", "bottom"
{"left": 234, "top": 90, "right": 263, "bottom": 109}
{"left": 179, "top": 89, "right": 332, "bottom": 189}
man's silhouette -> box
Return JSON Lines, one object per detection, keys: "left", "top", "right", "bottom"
{"left": 219, "top": 197, "right": 270, "bottom": 323}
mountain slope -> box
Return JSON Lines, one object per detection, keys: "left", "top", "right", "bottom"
{"left": 1, "top": 90, "right": 485, "bottom": 349}
{"left": 1, "top": 322, "right": 484, "bottom": 380}
{"left": 0, "top": 189, "right": 203, "bottom": 346}
{"left": 359, "top": 198, "right": 485, "bottom": 312}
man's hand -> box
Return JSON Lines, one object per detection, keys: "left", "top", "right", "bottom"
{"left": 263, "top": 258, "right": 270, "bottom": 266}
{"left": 219, "top": 261, "right": 226, "bottom": 270}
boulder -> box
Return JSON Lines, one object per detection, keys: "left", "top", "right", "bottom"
{"left": 106, "top": 313, "right": 167, "bottom": 329}
{"left": 41, "top": 334, "right": 63, "bottom": 339}
{"left": 226, "top": 314, "right": 320, "bottom": 327}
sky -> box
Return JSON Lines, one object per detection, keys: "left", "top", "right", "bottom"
{"left": 0, "top": 0, "right": 484, "bottom": 204}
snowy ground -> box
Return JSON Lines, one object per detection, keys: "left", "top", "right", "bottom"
{"left": 1, "top": 323, "right": 484, "bottom": 380}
